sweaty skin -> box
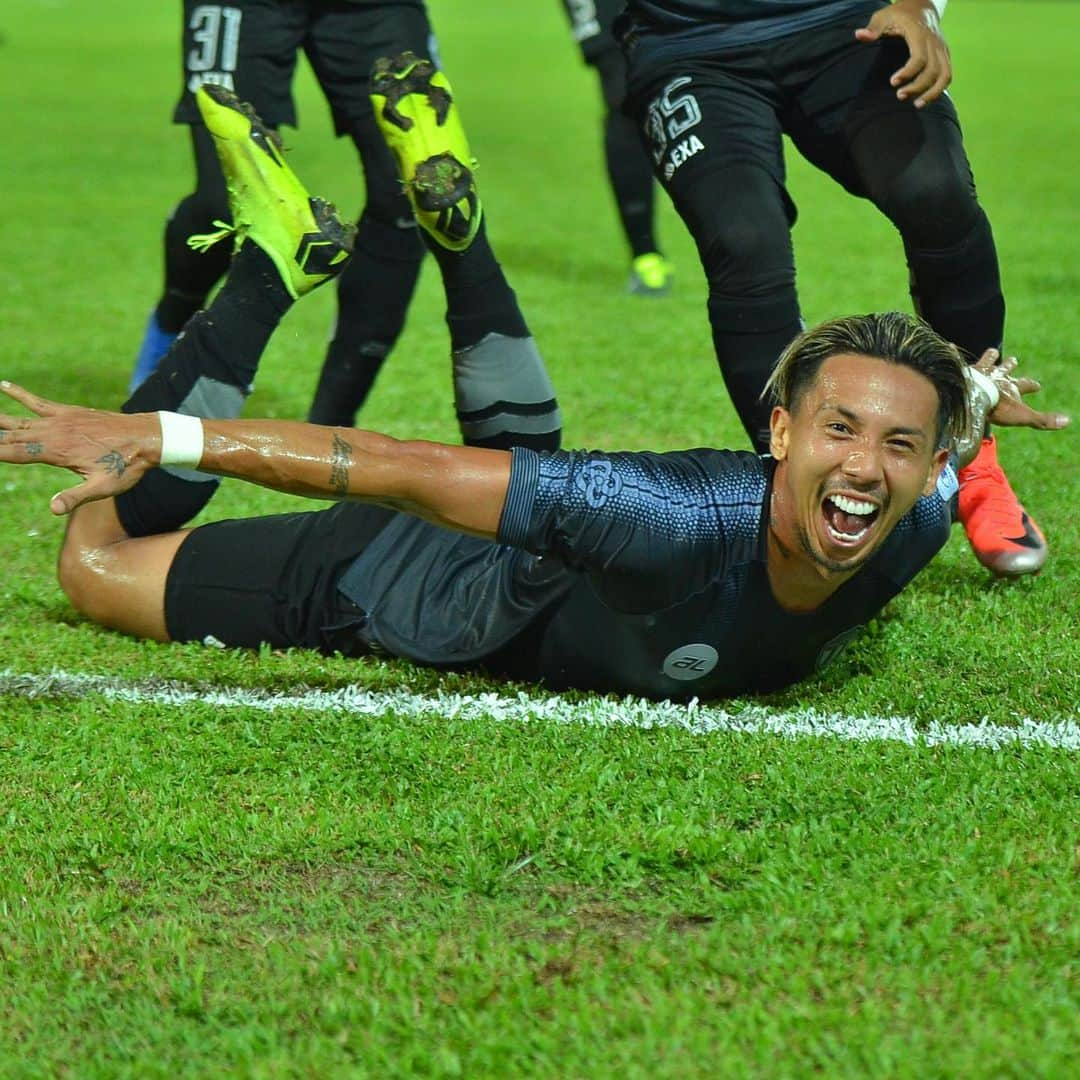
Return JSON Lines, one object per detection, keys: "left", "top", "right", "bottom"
{"left": 0, "top": 384, "right": 512, "bottom": 538}
{"left": 767, "top": 353, "right": 950, "bottom": 611}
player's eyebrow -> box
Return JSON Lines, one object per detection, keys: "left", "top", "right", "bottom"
{"left": 820, "top": 403, "right": 928, "bottom": 439}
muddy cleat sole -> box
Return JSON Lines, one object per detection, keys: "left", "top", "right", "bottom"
{"left": 958, "top": 435, "right": 1048, "bottom": 576}
{"left": 370, "top": 52, "right": 481, "bottom": 251}
{"left": 627, "top": 252, "right": 674, "bottom": 296}
{"left": 190, "top": 83, "right": 353, "bottom": 298}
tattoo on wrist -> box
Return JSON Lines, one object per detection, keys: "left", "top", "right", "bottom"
{"left": 329, "top": 432, "right": 352, "bottom": 495}
{"left": 26, "top": 441, "right": 43, "bottom": 456}
{"left": 97, "top": 449, "right": 126, "bottom": 477}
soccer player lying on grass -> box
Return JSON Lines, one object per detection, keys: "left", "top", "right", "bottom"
{"left": 0, "top": 65, "right": 1068, "bottom": 700}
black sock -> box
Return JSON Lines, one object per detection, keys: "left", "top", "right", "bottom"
{"left": 605, "top": 109, "right": 658, "bottom": 258}
{"left": 708, "top": 292, "right": 803, "bottom": 452}
{"left": 425, "top": 221, "right": 529, "bottom": 351}
{"left": 308, "top": 211, "right": 424, "bottom": 426}
{"left": 907, "top": 208, "right": 1005, "bottom": 359}
{"left": 154, "top": 195, "right": 233, "bottom": 333}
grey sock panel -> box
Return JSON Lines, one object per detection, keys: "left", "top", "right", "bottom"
{"left": 453, "top": 333, "right": 562, "bottom": 451}
{"left": 160, "top": 375, "right": 247, "bottom": 484}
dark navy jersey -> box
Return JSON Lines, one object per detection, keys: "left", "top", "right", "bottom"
{"left": 621, "top": 0, "right": 885, "bottom": 56}
{"left": 338, "top": 447, "right": 955, "bottom": 700}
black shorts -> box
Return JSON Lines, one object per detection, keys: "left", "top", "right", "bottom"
{"left": 173, "top": 0, "right": 435, "bottom": 134}
{"left": 624, "top": 16, "right": 962, "bottom": 217}
{"left": 561, "top": 0, "right": 624, "bottom": 63}
{"left": 164, "top": 500, "right": 398, "bottom": 653}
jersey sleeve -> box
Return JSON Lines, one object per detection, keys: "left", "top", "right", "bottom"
{"left": 497, "top": 446, "right": 762, "bottom": 611}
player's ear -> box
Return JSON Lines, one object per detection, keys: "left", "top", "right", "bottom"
{"left": 922, "top": 446, "right": 950, "bottom": 496}
{"left": 769, "top": 405, "right": 791, "bottom": 460}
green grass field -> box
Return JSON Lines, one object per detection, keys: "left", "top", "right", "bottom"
{"left": 0, "top": 1, "right": 1077, "bottom": 1075}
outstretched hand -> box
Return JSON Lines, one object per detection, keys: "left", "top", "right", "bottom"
{"left": 971, "top": 350, "right": 1071, "bottom": 432}
{"left": 855, "top": 0, "right": 951, "bottom": 108}
{"left": 0, "top": 381, "right": 158, "bottom": 515}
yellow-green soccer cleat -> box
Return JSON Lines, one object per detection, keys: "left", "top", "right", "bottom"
{"left": 627, "top": 252, "right": 674, "bottom": 296}
{"left": 189, "top": 83, "right": 354, "bottom": 298}
{"left": 370, "top": 52, "right": 481, "bottom": 251}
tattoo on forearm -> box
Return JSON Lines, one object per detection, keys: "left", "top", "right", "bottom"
{"left": 26, "top": 441, "right": 43, "bottom": 456}
{"left": 97, "top": 449, "right": 126, "bottom": 477}
{"left": 329, "top": 432, "right": 352, "bottom": 495}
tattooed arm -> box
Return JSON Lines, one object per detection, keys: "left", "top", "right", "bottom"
{"left": 196, "top": 417, "right": 511, "bottom": 537}
{"left": 0, "top": 382, "right": 511, "bottom": 538}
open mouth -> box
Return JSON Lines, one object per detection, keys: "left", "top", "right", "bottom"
{"left": 821, "top": 493, "right": 881, "bottom": 548}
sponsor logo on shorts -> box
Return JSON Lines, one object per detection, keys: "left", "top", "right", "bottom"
{"left": 662, "top": 643, "right": 719, "bottom": 681}
{"left": 664, "top": 135, "right": 705, "bottom": 181}
{"left": 645, "top": 75, "right": 704, "bottom": 182}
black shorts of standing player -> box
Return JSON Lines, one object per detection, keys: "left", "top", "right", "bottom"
{"left": 622, "top": 17, "right": 1002, "bottom": 454}
{"left": 560, "top": 0, "right": 672, "bottom": 294}
{"left": 133, "top": 0, "right": 437, "bottom": 428}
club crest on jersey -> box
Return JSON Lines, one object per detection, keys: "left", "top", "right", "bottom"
{"left": 575, "top": 459, "right": 623, "bottom": 508}
{"left": 662, "top": 643, "right": 719, "bottom": 681}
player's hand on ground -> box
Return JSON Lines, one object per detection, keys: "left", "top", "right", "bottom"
{"left": 855, "top": 0, "right": 951, "bottom": 108}
{"left": 972, "top": 350, "right": 1071, "bottom": 433}
{"left": 0, "top": 381, "right": 159, "bottom": 515}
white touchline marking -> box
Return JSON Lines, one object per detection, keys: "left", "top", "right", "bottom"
{"left": 1, "top": 669, "right": 1077, "bottom": 751}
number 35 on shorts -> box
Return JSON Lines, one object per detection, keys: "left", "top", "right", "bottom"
{"left": 645, "top": 76, "right": 705, "bottom": 182}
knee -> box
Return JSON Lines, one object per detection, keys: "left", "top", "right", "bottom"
{"left": 57, "top": 538, "right": 102, "bottom": 621}
{"left": 690, "top": 169, "right": 794, "bottom": 297}
{"left": 876, "top": 156, "right": 978, "bottom": 246}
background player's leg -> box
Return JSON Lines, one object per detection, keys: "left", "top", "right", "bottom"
{"left": 118, "top": 85, "right": 353, "bottom": 538}
{"left": 846, "top": 100, "right": 1005, "bottom": 366}
{"left": 118, "top": 243, "right": 295, "bottom": 537}
{"left": 307, "top": 114, "right": 425, "bottom": 427}
{"left": 372, "top": 53, "right": 562, "bottom": 452}
{"left": 130, "top": 127, "right": 233, "bottom": 391}
{"left": 592, "top": 49, "right": 672, "bottom": 295}
{"left": 626, "top": 64, "right": 801, "bottom": 451}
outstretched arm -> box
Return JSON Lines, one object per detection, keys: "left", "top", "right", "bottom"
{"left": 855, "top": 0, "right": 951, "bottom": 108}
{"left": 0, "top": 382, "right": 512, "bottom": 539}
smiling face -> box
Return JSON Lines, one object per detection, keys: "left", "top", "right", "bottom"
{"left": 769, "top": 352, "right": 950, "bottom": 578}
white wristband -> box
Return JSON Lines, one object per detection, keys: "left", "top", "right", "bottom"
{"left": 158, "top": 411, "right": 205, "bottom": 468}
{"left": 963, "top": 365, "right": 1000, "bottom": 411}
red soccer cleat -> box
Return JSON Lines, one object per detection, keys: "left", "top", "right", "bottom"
{"left": 957, "top": 435, "right": 1047, "bottom": 576}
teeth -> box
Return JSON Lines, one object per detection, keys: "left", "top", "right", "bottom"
{"left": 829, "top": 494, "right": 876, "bottom": 515}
